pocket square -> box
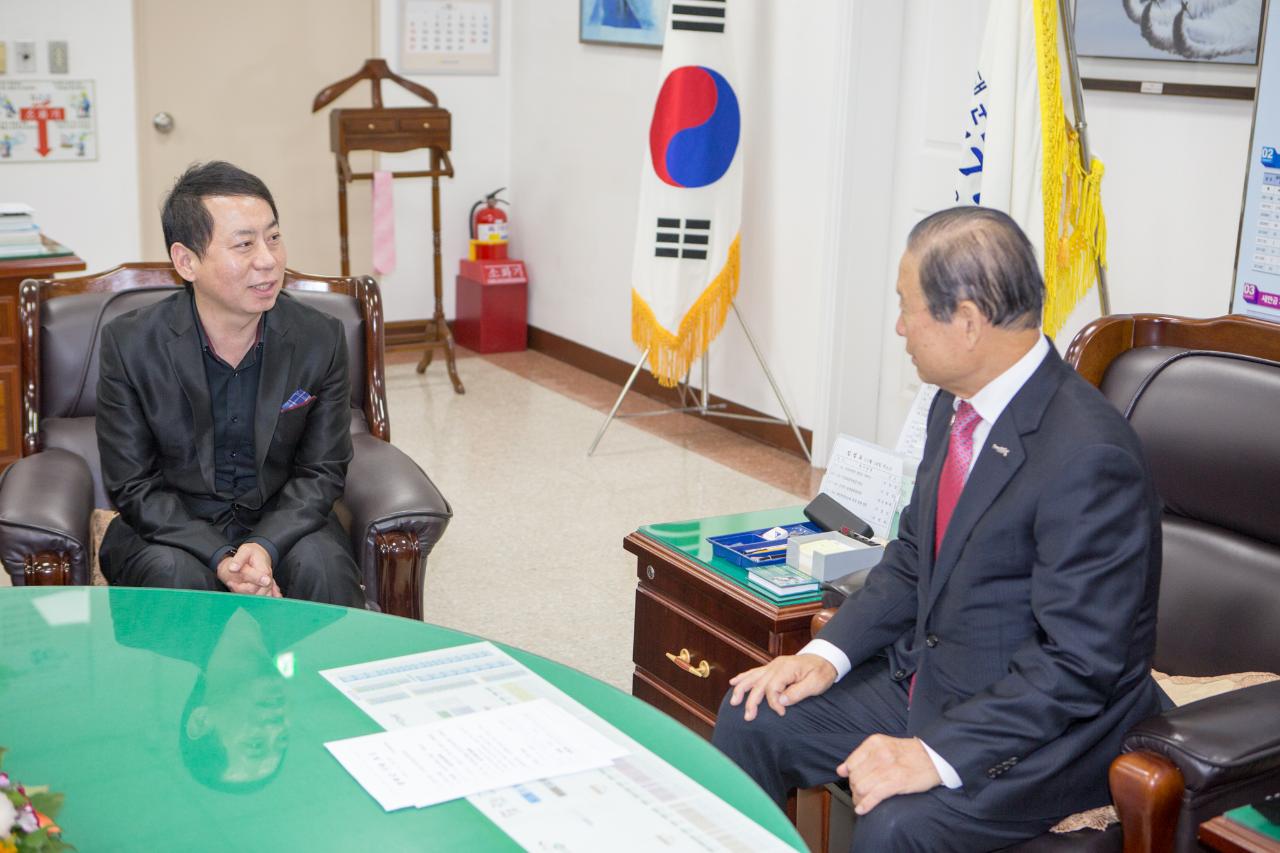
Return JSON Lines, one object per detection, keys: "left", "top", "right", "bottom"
{"left": 280, "top": 389, "right": 316, "bottom": 412}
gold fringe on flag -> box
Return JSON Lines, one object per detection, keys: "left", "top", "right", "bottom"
{"left": 1033, "top": 0, "right": 1108, "bottom": 338}
{"left": 631, "top": 234, "right": 740, "bottom": 387}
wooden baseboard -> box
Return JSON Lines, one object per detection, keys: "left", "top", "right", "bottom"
{"left": 526, "top": 325, "right": 812, "bottom": 459}
{"left": 383, "top": 318, "right": 812, "bottom": 458}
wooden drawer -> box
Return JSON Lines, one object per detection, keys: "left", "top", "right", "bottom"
{"left": 633, "top": 585, "right": 768, "bottom": 719}
{"left": 343, "top": 116, "right": 397, "bottom": 134}
{"left": 634, "top": 545, "right": 818, "bottom": 655}
{"left": 632, "top": 670, "right": 714, "bottom": 740}
{"left": 398, "top": 115, "right": 447, "bottom": 133}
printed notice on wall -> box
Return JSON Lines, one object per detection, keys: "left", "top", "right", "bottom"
{"left": 0, "top": 80, "right": 97, "bottom": 163}
{"left": 1233, "top": 10, "right": 1280, "bottom": 321}
{"left": 400, "top": 0, "right": 498, "bottom": 75}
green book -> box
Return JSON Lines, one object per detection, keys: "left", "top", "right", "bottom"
{"left": 1225, "top": 805, "right": 1280, "bottom": 841}
{"left": 747, "top": 563, "right": 819, "bottom": 596}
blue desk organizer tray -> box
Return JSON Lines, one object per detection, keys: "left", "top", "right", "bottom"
{"left": 707, "top": 522, "right": 823, "bottom": 567}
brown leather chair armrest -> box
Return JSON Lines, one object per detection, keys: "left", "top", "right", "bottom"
{"left": 342, "top": 432, "right": 452, "bottom": 620}
{"left": 1111, "top": 681, "right": 1280, "bottom": 853}
{"left": 0, "top": 449, "right": 95, "bottom": 585}
{"left": 1123, "top": 680, "right": 1280, "bottom": 792}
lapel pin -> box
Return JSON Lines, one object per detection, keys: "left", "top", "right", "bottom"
{"left": 992, "top": 443, "right": 1009, "bottom": 457}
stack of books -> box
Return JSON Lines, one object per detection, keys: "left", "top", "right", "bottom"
{"left": 0, "top": 203, "right": 44, "bottom": 259}
{"left": 747, "top": 563, "right": 819, "bottom": 598}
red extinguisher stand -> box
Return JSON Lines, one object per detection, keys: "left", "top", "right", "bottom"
{"left": 454, "top": 188, "right": 528, "bottom": 353}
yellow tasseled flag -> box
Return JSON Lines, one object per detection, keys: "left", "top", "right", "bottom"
{"left": 956, "top": 0, "right": 1106, "bottom": 338}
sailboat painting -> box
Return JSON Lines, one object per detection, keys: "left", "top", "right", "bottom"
{"left": 580, "top": 0, "right": 669, "bottom": 48}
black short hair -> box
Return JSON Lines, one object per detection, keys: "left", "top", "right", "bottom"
{"left": 161, "top": 161, "right": 279, "bottom": 258}
{"left": 906, "top": 206, "right": 1044, "bottom": 330}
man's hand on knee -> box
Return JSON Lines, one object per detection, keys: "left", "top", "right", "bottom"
{"left": 727, "top": 654, "right": 837, "bottom": 721}
{"left": 217, "top": 542, "right": 281, "bottom": 597}
{"left": 838, "top": 734, "right": 941, "bottom": 815}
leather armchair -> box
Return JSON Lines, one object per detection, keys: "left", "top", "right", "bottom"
{"left": 0, "top": 263, "right": 451, "bottom": 620}
{"left": 811, "top": 314, "right": 1280, "bottom": 852}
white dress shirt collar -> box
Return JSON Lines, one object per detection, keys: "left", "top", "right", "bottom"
{"left": 955, "top": 334, "right": 1051, "bottom": 425}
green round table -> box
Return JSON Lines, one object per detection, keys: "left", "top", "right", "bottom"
{"left": 0, "top": 587, "right": 802, "bottom": 851}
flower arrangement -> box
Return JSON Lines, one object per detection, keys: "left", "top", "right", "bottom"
{"left": 0, "top": 749, "right": 73, "bottom": 853}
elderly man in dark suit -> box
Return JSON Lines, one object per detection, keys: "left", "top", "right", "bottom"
{"left": 712, "top": 207, "right": 1164, "bottom": 851}
{"left": 96, "top": 161, "right": 365, "bottom": 607}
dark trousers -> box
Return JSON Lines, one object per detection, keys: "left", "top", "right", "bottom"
{"left": 711, "top": 657, "right": 1057, "bottom": 852}
{"left": 100, "top": 513, "right": 366, "bottom": 608}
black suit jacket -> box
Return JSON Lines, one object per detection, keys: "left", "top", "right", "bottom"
{"left": 818, "top": 344, "right": 1163, "bottom": 820}
{"left": 97, "top": 289, "right": 353, "bottom": 567}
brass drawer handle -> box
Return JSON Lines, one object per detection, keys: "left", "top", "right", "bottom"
{"left": 367, "top": 122, "right": 376, "bottom": 130}
{"left": 665, "top": 648, "right": 710, "bottom": 678}
{"left": 422, "top": 121, "right": 432, "bottom": 128}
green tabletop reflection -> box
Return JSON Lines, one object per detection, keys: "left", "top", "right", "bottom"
{"left": 0, "top": 587, "right": 803, "bottom": 851}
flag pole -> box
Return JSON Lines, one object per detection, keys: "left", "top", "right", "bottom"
{"left": 1057, "top": 0, "right": 1111, "bottom": 315}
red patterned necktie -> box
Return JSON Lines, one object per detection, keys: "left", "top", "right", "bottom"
{"left": 934, "top": 400, "right": 982, "bottom": 557}
{"left": 912, "top": 401, "right": 981, "bottom": 706}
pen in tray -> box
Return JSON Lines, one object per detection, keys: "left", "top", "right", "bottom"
{"left": 742, "top": 544, "right": 788, "bottom": 555}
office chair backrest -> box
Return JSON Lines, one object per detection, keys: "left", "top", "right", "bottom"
{"left": 1067, "top": 315, "right": 1280, "bottom": 677}
{"left": 20, "top": 262, "right": 389, "bottom": 509}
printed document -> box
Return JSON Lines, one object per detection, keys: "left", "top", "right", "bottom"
{"left": 321, "top": 642, "right": 795, "bottom": 852}
{"left": 324, "top": 699, "right": 626, "bottom": 810}
{"left": 894, "top": 383, "right": 939, "bottom": 464}
{"left": 820, "top": 434, "right": 906, "bottom": 539}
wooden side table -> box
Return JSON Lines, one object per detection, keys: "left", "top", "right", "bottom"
{"left": 1201, "top": 808, "right": 1280, "bottom": 853}
{"left": 0, "top": 239, "right": 86, "bottom": 470}
{"left": 624, "top": 507, "right": 824, "bottom": 739}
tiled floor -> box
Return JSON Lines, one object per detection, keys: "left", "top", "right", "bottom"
{"left": 385, "top": 344, "right": 819, "bottom": 690}
{"left": 389, "top": 346, "right": 822, "bottom": 499}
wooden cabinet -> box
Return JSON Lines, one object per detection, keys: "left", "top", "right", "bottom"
{"left": 624, "top": 528, "right": 822, "bottom": 739}
{"left": 0, "top": 242, "right": 86, "bottom": 470}
{"left": 330, "top": 107, "right": 451, "bottom": 156}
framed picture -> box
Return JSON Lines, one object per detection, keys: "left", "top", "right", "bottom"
{"left": 1074, "top": 0, "right": 1264, "bottom": 65}
{"left": 580, "top": 0, "right": 669, "bottom": 49}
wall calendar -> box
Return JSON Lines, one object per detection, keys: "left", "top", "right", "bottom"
{"left": 400, "top": 0, "right": 498, "bottom": 75}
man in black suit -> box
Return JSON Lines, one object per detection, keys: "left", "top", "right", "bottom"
{"left": 97, "top": 161, "right": 365, "bottom": 607}
{"left": 713, "top": 207, "right": 1163, "bottom": 850}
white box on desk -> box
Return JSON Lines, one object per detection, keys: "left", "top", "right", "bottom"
{"left": 786, "top": 531, "right": 885, "bottom": 584}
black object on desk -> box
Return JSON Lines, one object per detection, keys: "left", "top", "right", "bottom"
{"left": 804, "top": 493, "right": 874, "bottom": 539}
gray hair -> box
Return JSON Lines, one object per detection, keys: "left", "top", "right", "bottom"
{"left": 906, "top": 206, "right": 1044, "bottom": 330}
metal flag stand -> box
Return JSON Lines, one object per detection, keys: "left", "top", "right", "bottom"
{"left": 1058, "top": 0, "right": 1111, "bottom": 315}
{"left": 587, "top": 302, "right": 811, "bottom": 462}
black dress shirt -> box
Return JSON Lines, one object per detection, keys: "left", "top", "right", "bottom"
{"left": 192, "top": 299, "right": 279, "bottom": 571}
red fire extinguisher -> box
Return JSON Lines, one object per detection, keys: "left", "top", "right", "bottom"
{"left": 469, "top": 188, "right": 508, "bottom": 260}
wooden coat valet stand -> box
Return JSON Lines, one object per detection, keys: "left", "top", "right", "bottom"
{"left": 312, "top": 58, "right": 465, "bottom": 393}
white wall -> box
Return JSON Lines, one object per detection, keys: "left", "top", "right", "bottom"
{"left": 1054, "top": 87, "right": 1255, "bottom": 348}
{"left": 0, "top": 0, "right": 141, "bottom": 271}
{"left": 852, "top": 0, "right": 1260, "bottom": 449}
{"left": 374, "top": 0, "right": 512, "bottom": 323}
{"left": 508, "top": 0, "right": 839, "bottom": 432}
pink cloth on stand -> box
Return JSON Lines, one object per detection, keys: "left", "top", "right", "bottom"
{"left": 372, "top": 170, "right": 396, "bottom": 275}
